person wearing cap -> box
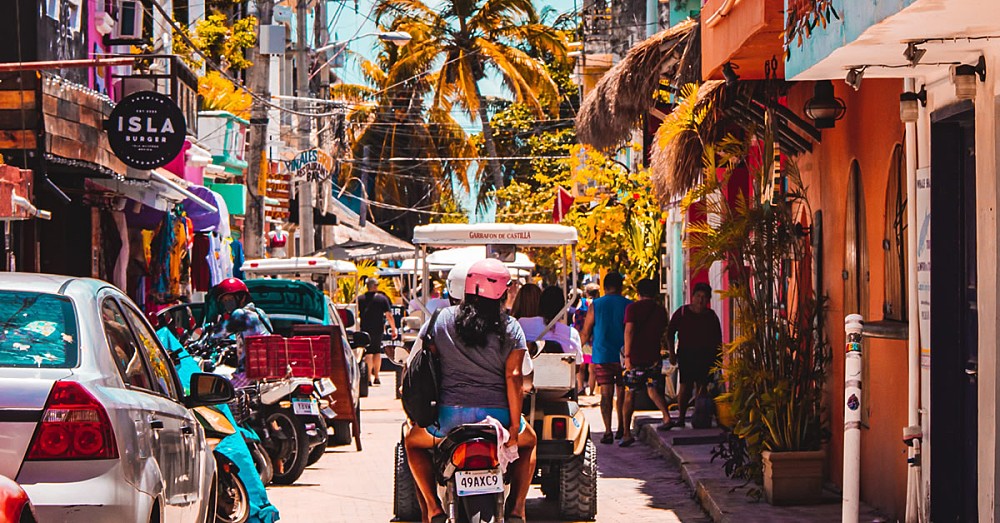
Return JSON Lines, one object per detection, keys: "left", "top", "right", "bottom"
{"left": 358, "top": 277, "right": 398, "bottom": 386}
{"left": 404, "top": 258, "right": 536, "bottom": 523}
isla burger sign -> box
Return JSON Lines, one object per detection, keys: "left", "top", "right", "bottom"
{"left": 104, "top": 91, "right": 187, "bottom": 170}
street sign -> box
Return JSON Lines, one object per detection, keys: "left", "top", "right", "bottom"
{"left": 104, "top": 90, "right": 187, "bottom": 170}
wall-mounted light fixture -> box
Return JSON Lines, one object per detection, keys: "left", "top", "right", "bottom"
{"left": 951, "top": 56, "right": 986, "bottom": 101}
{"left": 845, "top": 67, "right": 864, "bottom": 91}
{"left": 899, "top": 86, "right": 927, "bottom": 123}
{"left": 722, "top": 62, "right": 740, "bottom": 87}
{"left": 803, "top": 80, "right": 847, "bottom": 129}
{"left": 903, "top": 42, "right": 926, "bottom": 66}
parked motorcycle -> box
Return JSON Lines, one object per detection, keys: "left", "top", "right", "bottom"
{"left": 395, "top": 423, "right": 510, "bottom": 523}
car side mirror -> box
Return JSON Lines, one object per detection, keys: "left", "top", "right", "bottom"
{"left": 349, "top": 330, "right": 371, "bottom": 349}
{"left": 185, "top": 373, "right": 235, "bottom": 408}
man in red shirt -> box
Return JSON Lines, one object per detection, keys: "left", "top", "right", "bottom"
{"left": 619, "top": 278, "right": 672, "bottom": 446}
{"left": 663, "top": 282, "right": 722, "bottom": 429}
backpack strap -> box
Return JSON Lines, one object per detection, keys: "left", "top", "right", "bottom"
{"left": 422, "top": 309, "right": 444, "bottom": 355}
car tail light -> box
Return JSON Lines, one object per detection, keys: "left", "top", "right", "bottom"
{"left": 552, "top": 418, "right": 568, "bottom": 440}
{"left": 294, "top": 383, "right": 315, "bottom": 396}
{"left": 26, "top": 381, "right": 118, "bottom": 460}
{"left": 451, "top": 441, "right": 498, "bottom": 470}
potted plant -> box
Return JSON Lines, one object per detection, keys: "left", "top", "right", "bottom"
{"left": 663, "top": 88, "right": 829, "bottom": 504}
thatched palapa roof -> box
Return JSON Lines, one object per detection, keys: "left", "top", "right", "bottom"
{"left": 575, "top": 20, "right": 700, "bottom": 151}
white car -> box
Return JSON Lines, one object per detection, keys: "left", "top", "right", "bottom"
{"left": 0, "top": 274, "right": 232, "bottom": 522}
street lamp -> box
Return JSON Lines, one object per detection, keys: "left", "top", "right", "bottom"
{"left": 310, "top": 31, "right": 413, "bottom": 79}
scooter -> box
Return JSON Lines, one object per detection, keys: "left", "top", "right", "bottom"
{"left": 395, "top": 423, "right": 510, "bottom": 523}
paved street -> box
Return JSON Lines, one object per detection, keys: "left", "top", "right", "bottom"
{"left": 267, "top": 371, "right": 710, "bottom": 522}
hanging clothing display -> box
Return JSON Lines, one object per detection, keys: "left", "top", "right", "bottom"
{"left": 191, "top": 233, "right": 212, "bottom": 292}
{"left": 231, "top": 239, "right": 246, "bottom": 280}
{"left": 150, "top": 207, "right": 193, "bottom": 299}
{"left": 112, "top": 211, "right": 129, "bottom": 290}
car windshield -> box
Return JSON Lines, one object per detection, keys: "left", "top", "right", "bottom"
{"left": 0, "top": 291, "right": 79, "bottom": 368}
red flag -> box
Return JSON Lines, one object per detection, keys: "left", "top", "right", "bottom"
{"left": 552, "top": 186, "right": 575, "bottom": 223}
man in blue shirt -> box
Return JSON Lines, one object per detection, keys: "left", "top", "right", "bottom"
{"left": 581, "top": 272, "right": 632, "bottom": 444}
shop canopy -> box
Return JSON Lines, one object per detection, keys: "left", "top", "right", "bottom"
{"left": 242, "top": 257, "right": 358, "bottom": 276}
{"left": 313, "top": 240, "right": 414, "bottom": 261}
{"left": 398, "top": 247, "right": 535, "bottom": 274}
{"left": 411, "top": 224, "right": 578, "bottom": 247}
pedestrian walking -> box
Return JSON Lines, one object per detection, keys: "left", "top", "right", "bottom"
{"left": 662, "top": 282, "right": 722, "bottom": 430}
{"left": 581, "top": 272, "right": 632, "bottom": 444}
{"left": 573, "top": 283, "right": 600, "bottom": 395}
{"left": 619, "top": 279, "right": 672, "bottom": 446}
{"left": 358, "top": 277, "right": 398, "bottom": 385}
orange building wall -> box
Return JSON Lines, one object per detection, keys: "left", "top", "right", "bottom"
{"left": 787, "top": 79, "right": 909, "bottom": 520}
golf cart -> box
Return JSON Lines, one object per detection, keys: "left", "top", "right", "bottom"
{"left": 393, "top": 224, "right": 597, "bottom": 522}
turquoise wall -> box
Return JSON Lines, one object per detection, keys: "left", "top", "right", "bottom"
{"left": 668, "top": 0, "right": 700, "bottom": 28}
{"left": 785, "top": 0, "right": 916, "bottom": 78}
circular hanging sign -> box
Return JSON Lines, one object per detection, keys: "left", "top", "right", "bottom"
{"left": 104, "top": 90, "right": 187, "bottom": 170}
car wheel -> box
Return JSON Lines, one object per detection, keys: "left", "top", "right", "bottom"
{"left": 266, "top": 409, "right": 310, "bottom": 485}
{"left": 359, "top": 361, "right": 370, "bottom": 398}
{"left": 558, "top": 439, "right": 598, "bottom": 520}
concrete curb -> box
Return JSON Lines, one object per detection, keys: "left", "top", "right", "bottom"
{"left": 638, "top": 423, "right": 729, "bottom": 522}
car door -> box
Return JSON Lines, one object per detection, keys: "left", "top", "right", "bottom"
{"left": 119, "top": 300, "right": 205, "bottom": 518}
{"left": 100, "top": 298, "right": 190, "bottom": 519}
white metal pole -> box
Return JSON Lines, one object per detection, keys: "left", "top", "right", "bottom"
{"left": 902, "top": 77, "right": 924, "bottom": 523}
{"left": 843, "top": 314, "right": 864, "bottom": 523}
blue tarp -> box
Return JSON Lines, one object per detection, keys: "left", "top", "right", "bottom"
{"left": 158, "top": 328, "right": 280, "bottom": 523}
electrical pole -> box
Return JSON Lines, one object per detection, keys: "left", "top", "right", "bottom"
{"left": 360, "top": 145, "right": 370, "bottom": 227}
{"left": 296, "top": 0, "right": 315, "bottom": 255}
{"left": 244, "top": 0, "right": 273, "bottom": 259}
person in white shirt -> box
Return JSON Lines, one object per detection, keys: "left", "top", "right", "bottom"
{"left": 517, "top": 286, "right": 583, "bottom": 360}
{"left": 407, "top": 280, "right": 450, "bottom": 316}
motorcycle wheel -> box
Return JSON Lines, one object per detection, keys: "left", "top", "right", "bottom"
{"left": 216, "top": 459, "right": 250, "bottom": 523}
{"left": 247, "top": 437, "right": 274, "bottom": 486}
{"left": 393, "top": 442, "right": 421, "bottom": 522}
{"left": 307, "top": 415, "right": 329, "bottom": 466}
{"left": 460, "top": 494, "right": 500, "bottom": 523}
{"left": 265, "top": 409, "right": 310, "bottom": 485}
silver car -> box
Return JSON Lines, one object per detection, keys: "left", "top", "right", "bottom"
{"left": 0, "top": 274, "right": 232, "bottom": 522}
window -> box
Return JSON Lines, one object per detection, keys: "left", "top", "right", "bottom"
{"left": 844, "top": 161, "right": 870, "bottom": 316}
{"left": 883, "top": 145, "right": 907, "bottom": 322}
{"left": 102, "top": 300, "right": 153, "bottom": 390}
{"left": 0, "top": 291, "right": 79, "bottom": 368}
{"left": 65, "top": 0, "right": 83, "bottom": 33}
{"left": 45, "top": 0, "right": 60, "bottom": 21}
{"left": 120, "top": 305, "right": 180, "bottom": 400}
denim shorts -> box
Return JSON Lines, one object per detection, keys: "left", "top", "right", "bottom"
{"left": 429, "top": 405, "right": 528, "bottom": 438}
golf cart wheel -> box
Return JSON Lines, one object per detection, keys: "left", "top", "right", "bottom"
{"left": 393, "top": 442, "right": 421, "bottom": 521}
{"left": 558, "top": 439, "right": 597, "bottom": 520}
{"left": 359, "top": 361, "right": 370, "bottom": 398}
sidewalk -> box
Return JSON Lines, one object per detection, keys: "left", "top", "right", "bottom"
{"left": 634, "top": 416, "right": 887, "bottom": 522}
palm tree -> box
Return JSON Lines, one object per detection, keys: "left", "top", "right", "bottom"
{"left": 375, "top": 0, "right": 569, "bottom": 192}
{"left": 329, "top": 24, "right": 476, "bottom": 236}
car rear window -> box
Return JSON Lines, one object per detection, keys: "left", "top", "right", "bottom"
{"left": 0, "top": 291, "right": 79, "bottom": 368}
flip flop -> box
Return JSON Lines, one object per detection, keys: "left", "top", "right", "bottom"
{"left": 619, "top": 436, "right": 636, "bottom": 447}
{"left": 615, "top": 428, "right": 624, "bottom": 439}
{"left": 430, "top": 514, "right": 448, "bottom": 523}
{"left": 600, "top": 432, "right": 614, "bottom": 444}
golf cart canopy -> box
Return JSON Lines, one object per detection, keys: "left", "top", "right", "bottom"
{"left": 242, "top": 257, "right": 358, "bottom": 275}
{"left": 411, "top": 224, "right": 578, "bottom": 246}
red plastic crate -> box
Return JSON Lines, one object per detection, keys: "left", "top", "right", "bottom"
{"left": 244, "top": 335, "right": 332, "bottom": 380}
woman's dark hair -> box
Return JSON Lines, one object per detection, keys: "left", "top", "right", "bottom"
{"left": 510, "top": 284, "right": 541, "bottom": 319}
{"left": 539, "top": 286, "right": 565, "bottom": 322}
{"left": 455, "top": 294, "right": 510, "bottom": 348}
{"left": 636, "top": 279, "right": 659, "bottom": 298}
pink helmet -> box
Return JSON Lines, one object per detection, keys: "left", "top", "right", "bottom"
{"left": 465, "top": 259, "right": 511, "bottom": 300}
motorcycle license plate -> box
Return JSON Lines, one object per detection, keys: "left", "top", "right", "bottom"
{"left": 455, "top": 469, "right": 503, "bottom": 497}
{"left": 292, "top": 398, "right": 319, "bottom": 416}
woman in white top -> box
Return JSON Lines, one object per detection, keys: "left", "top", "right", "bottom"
{"left": 517, "top": 286, "right": 583, "bottom": 359}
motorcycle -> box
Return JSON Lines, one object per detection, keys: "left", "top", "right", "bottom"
{"left": 395, "top": 423, "right": 510, "bottom": 523}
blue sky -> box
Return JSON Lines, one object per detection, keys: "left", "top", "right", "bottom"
{"left": 323, "top": 0, "right": 577, "bottom": 220}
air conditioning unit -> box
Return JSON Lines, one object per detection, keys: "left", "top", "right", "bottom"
{"left": 111, "top": 0, "right": 143, "bottom": 42}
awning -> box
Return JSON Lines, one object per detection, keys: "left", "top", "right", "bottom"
{"left": 576, "top": 19, "right": 700, "bottom": 151}
{"left": 313, "top": 240, "right": 415, "bottom": 261}
{"left": 323, "top": 196, "right": 414, "bottom": 254}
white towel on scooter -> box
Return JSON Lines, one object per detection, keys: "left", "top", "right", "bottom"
{"left": 482, "top": 416, "right": 520, "bottom": 473}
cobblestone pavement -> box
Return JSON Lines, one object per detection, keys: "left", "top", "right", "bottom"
{"left": 267, "top": 372, "right": 710, "bottom": 522}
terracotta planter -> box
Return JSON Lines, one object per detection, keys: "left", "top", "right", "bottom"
{"left": 761, "top": 449, "right": 825, "bottom": 505}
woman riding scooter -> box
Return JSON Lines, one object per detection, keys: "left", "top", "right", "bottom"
{"left": 405, "top": 259, "right": 537, "bottom": 523}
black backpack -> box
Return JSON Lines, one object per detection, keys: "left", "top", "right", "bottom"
{"left": 400, "top": 310, "right": 443, "bottom": 428}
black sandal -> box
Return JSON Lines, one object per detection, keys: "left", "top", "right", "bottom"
{"left": 600, "top": 432, "right": 614, "bottom": 444}
{"left": 619, "top": 436, "right": 636, "bottom": 447}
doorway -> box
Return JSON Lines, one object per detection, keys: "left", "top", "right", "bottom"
{"left": 930, "top": 102, "right": 978, "bottom": 522}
